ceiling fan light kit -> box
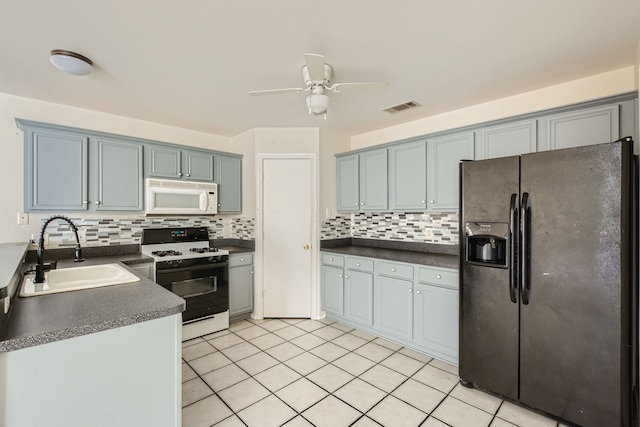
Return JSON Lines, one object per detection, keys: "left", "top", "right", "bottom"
{"left": 248, "top": 53, "right": 388, "bottom": 117}
{"left": 49, "top": 49, "right": 94, "bottom": 76}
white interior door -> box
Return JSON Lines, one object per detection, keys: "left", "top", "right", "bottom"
{"left": 261, "top": 156, "right": 314, "bottom": 318}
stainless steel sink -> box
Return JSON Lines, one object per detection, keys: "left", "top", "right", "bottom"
{"left": 21, "top": 263, "right": 140, "bottom": 297}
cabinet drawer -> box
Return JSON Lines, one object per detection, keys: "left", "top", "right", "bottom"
{"left": 229, "top": 253, "right": 253, "bottom": 268}
{"left": 377, "top": 261, "right": 414, "bottom": 280}
{"left": 418, "top": 267, "right": 458, "bottom": 289}
{"left": 347, "top": 257, "right": 374, "bottom": 273}
{"left": 322, "top": 253, "right": 344, "bottom": 268}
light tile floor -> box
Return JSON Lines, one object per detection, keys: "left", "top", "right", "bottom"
{"left": 182, "top": 318, "right": 568, "bottom": 427}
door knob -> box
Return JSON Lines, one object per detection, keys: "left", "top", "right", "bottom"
{"left": 303, "top": 244, "right": 310, "bottom": 250}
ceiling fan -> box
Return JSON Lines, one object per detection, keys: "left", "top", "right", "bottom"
{"left": 248, "top": 53, "right": 388, "bottom": 119}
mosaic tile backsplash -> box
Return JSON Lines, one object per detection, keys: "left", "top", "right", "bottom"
{"left": 43, "top": 216, "right": 255, "bottom": 248}
{"left": 321, "top": 212, "right": 459, "bottom": 244}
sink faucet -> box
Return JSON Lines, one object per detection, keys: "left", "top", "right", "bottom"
{"left": 35, "top": 215, "right": 84, "bottom": 283}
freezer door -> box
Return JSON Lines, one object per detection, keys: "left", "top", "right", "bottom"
{"left": 459, "top": 156, "right": 520, "bottom": 400}
{"left": 519, "top": 141, "right": 632, "bottom": 427}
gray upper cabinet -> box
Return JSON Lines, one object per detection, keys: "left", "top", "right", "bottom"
{"left": 20, "top": 121, "right": 143, "bottom": 212}
{"left": 215, "top": 154, "right": 242, "bottom": 213}
{"left": 93, "top": 137, "right": 144, "bottom": 211}
{"left": 475, "top": 119, "right": 537, "bottom": 159}
{"left": 337, "top": 154, "right": 359, "bottom": 212}
{"left": 146, "top": 144, "right": 214, "bottom": 182}
{"left": 538, "top": 103, "right": 622, "bottom": 151}
{"left": 337, "top": 149, "right": 388, "bottom": 212}
{"left": 426, "top": 132, "right": 474, "bottom": 211}
{"left": 359, "top": 149, "right": 388, "bottom": 211}
{"left": 22, "top": 124, "right": 89, "bottom": 211}
{"left": 389, "top": 140, "right": 427, "bottom": 211}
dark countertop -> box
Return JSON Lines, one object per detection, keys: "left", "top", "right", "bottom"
{"left": 0, "top": 252, "right": 184, "bottom": 353}
{"left": 320, "top": 238, "right": 459, "bottom": 269}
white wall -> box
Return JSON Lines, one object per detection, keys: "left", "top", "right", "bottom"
{"left": 351, "top": 66, "right": 638, "bottom": 150}
{"left": 0, "top": 93, "right": 233, "bottom": 244}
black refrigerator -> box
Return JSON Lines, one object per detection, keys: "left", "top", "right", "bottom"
{"left": 459, "top": 138, "right": 638, "bottom": 427}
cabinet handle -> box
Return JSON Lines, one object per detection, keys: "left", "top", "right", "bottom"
{"left": 361, "top": 202, "right": 365, "bottom": 206}
{"left": 240, "top": 258, "right": 244, "bottom": 262}
{"left": 430, "top": 200, "right": 435, "bottom": 204}
{"left": 218, "top": 203, "right": 221, "bottom": 207}
{"left": 178, "top": 172, "right": 183, "bottom": 177}
{"left": 356, "top": 263, "right": 361, "bottom": 266}
{"left": 82, "top": 200, "right": 89, "bottom": 204}
{"left": 251, "top": 270, "right": 254, "bottom": 275}
{"left": 329, "top": 257, "right": 333, "bottom": 261}
{"left": 94, "top": 201, "right": 101, "bottom": 205}
{"left": 345, "top": 275, "right": 349, "bottom": 279}
{"left": 303, "top": 244, "right": 310, "bottom": 250}
{"left": 436, "top": 274, "right": 441, "bottom": 279}
{"left": 339, "top": 274, "right": 343, "bottom": 278}
{"left": 355, "top": 202, "right": 359, "bottom": 206}
{"left": 416, "top": 290, "right": 421, "bottom": 294}
{"left": 186, "top": 173, "right": 191, "bottom": 177}
{"left": 421, "top": 200, "right": 426, "bottom": 204}
{"left": 391, "top": 268, "right": 396, "bottom": 272}
{"left": 408, "top": 288, "right": 412, "bottom": 292}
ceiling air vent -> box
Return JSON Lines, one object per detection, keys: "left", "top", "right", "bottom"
{"left": 382, "top": 100, "right": 421, "bottom": 114}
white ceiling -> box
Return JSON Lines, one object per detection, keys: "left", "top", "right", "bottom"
{"left": 1, "top": 0, "right": 638, "bottom": 138}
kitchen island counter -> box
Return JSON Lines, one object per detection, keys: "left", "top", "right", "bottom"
{"left": 0, "top": 252, "right": 184, "bottom": 353}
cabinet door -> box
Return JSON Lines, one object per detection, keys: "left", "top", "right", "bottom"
{"left": 344, "top": 270, "right": 373, "bottom": 326}
{"left": 389, "top": 141, "right": 427, "bottom": 210}
{"left": 427, "top": 132, "right": 474, "bottom": 211}
{"left": 374, "top": 275, "right": 413, "bottom": 340}
{"left": 360, "top": 149, "right": 388, "bottom": 211}
{"left": 475, "top": 119, "right": 537, "bottom": 159}
{"left": 321, "top": 265, "right": 344, "bottom": 316}
{"left": 216, "top": 155, "right": 242, "bottom": 213}
{"left": 539, "top": 104, "right": 620, "bottom": 150}
{"left": 229, "top": 265, "right": 254, "bottom": 316}
{"left": 414, "top": 282, "right": 458, "bottom": 363}
{"left": 94, "top": 138, "right": 144, "bottom": 211}
{"left": 336, "top": 154, "right": 359, "bottom": 212}
{"left": 24, "top": 127, "right": 89, "bottom": 211}
{"left": 146, "top": 145, "right": 182, "bottom": 179}
{"left": 183, "top": 149, "right": 214, "bottom": 182}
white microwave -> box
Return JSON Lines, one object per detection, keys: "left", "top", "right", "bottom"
{"left": 145, "top": 178, "right": 218, "bottom": 215}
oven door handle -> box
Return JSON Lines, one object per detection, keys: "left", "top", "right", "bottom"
{"left": 156, "top": 262, "right": 228, "bottom": 275}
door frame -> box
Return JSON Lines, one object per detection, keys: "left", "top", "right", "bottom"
{"left": 254, "top": 153, "right": 319, "bottom": 319}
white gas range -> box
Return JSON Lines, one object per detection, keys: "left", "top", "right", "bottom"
{"left": 141, "top": 227, "right": 230, "bottom": 340}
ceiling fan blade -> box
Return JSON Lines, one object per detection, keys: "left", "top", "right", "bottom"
{"left": 304, "top": 53, "right": 326, "bottom": 82}
{"left": 328, "top": 82, "right": 389, "bottom": 93}
{"left": 248, "top": 87, "right": 305, "bottom": 96}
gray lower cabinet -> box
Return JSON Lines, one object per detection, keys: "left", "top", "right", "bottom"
{"left": 336, "top": 148, "right": 388, "bottom": 212}
{"left": 19, "top": 120, "right": 143, "bottom": 212}
{"left": 321, "top": 254, "right": 345, "bottom": 316}
{"left": 414, "top": 267, "right": 459, "bottom": 362}
{"left": 215, "top": 154, "right": 242, "bottom": 213}
{"left": 146, "top": 144, "right": 214, "bottom": 182}
{"left": 344, "top": 257, "right": 374, "bottom": 326}
{"left": 229, "top": 253, "right": 254, "bottom": 321}
{"left": 426, "top": 132, "right": 475, "bottom": 210}
{"left": 475, "top": 119, "right": 537, "bottom": 159}
{"left": 388, "top": 140, "right": 427, "bottom": 211}
{"left": 321, "top": 252, "right": 459, "bottom": 364}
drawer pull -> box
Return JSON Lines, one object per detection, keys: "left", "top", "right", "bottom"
{"left": 436, "top": 274, "right": 441, "bottom": 279}
{"left": 345, "top": 275, "right": 349, "bottom": 279}
{"left": 329, "top": 257, "right": 333, "bottom": 261}
{"left": 356, "top": 263, "right": 361, "bottom": 266}
{"left": 240, "top": 258, "right": 244, "bottom": 262}
{"left": 416, "top": 290, "right": 421, "bottom": 294}
{"left": 391, "top": 268, "right": 396, "bottom": 272}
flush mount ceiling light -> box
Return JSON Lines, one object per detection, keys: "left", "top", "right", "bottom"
{"left": 49, "top": 49, "right": 94, "bottom": 76}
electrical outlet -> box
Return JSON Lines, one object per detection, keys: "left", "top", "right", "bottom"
{"left": 17, "top": 212, "right": 29, "bottom": 225}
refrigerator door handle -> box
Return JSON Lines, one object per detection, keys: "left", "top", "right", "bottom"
{"left": 521, "top": 192, "right": 531, "bottom": 305}
{"left": 509, "top": 193, "right": 518, "bottom": 303}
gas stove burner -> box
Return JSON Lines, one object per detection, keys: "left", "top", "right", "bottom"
{"left": 189, "top": 247, "right": 220, "bottom": 254}
{"left": 151, "top": 250, "right": 183, "bottom": 257}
